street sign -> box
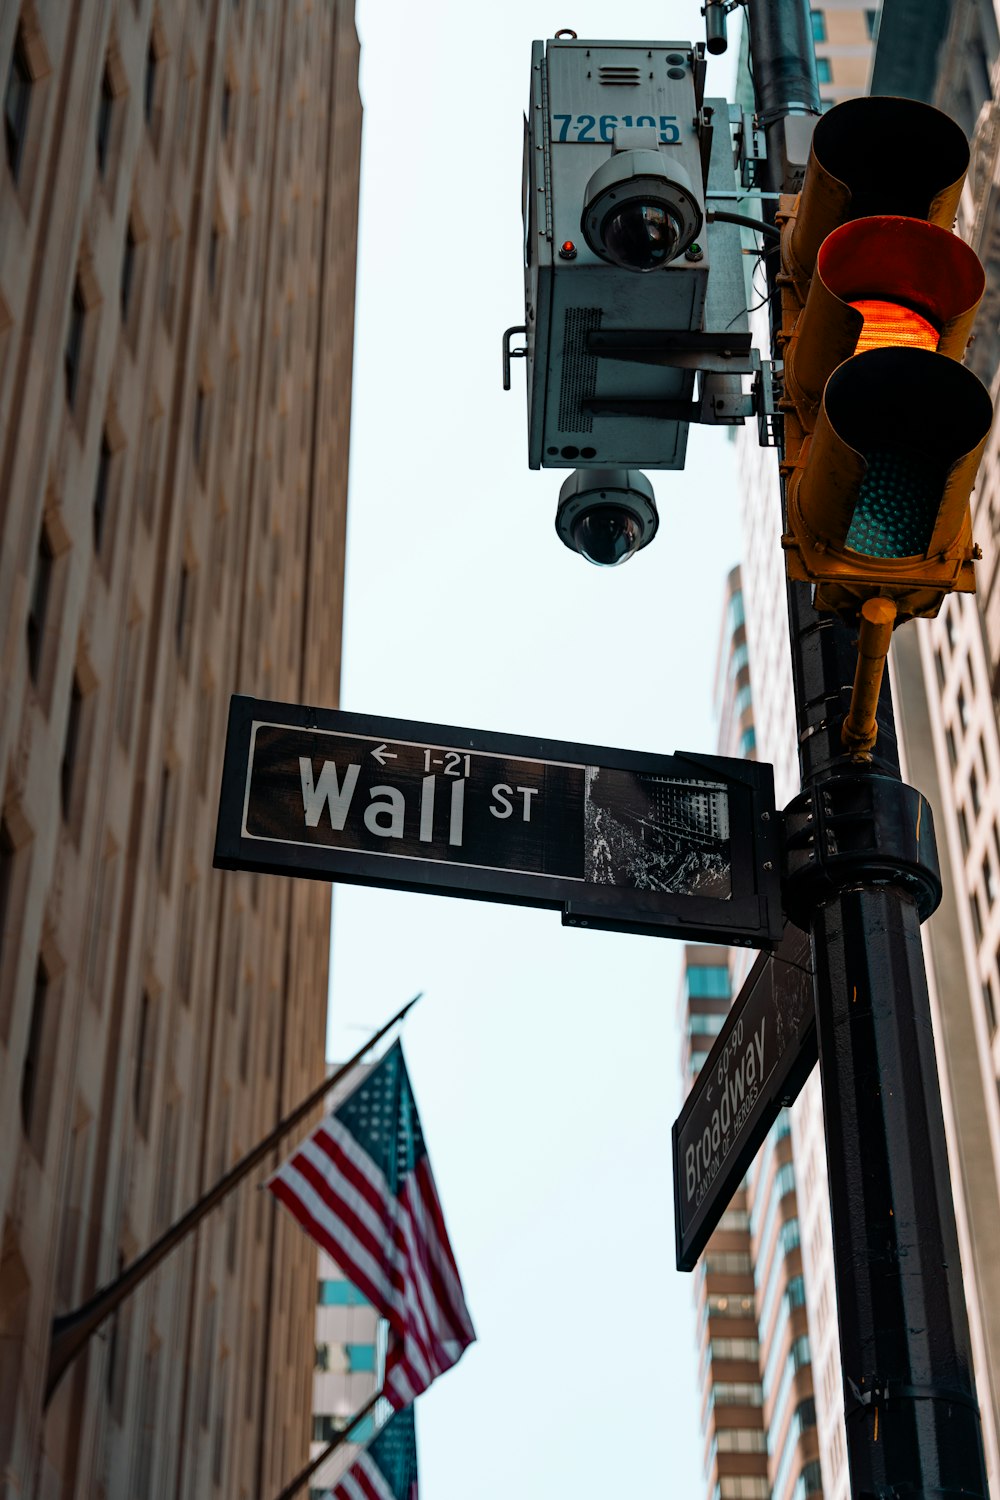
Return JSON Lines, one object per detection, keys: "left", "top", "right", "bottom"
{"left": 673, "top": 926, "right": 816, "bottom": 1271}
{"left": 214, "top": 696, "right": 783, "bottom": 947}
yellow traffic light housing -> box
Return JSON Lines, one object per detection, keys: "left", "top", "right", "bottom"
{"left": 777, "top": 97, "right": 994, "bottom": 625}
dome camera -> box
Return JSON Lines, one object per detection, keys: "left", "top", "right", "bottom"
{"left": 555, "top": 469, "right": 659, "bottom": 566}
{"left": 581, "top": 149, "right": 703, "bottom": 272}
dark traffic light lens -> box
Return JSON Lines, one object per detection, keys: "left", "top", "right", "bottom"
{"left": 601, "top": 202, "right": 678, "bottom": 271}
{"left": 572, "top": 506, "right": 644, "bottom": 566}
{"left": 846, "top": 448, "right": 943, "bottom": 557}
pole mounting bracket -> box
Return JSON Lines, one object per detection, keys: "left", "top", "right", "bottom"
{"left": 780, "top": 773, "right": 942, "bottom": 928}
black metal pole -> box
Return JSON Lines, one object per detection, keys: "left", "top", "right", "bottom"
{"left": 746, "top": 0, "right": 989, "bottom": 1488}
{"left": 44, "top": 993, "right": 421, "bottom": 1406}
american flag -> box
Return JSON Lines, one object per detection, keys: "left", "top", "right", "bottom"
{"left": 324, "top": 1406, "right": 418, "bottom": 1500}
{"left": 267, "top": 1041, "right": 476, "bottom": 1408}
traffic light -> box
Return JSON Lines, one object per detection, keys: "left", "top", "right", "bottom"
{"left": 778, "top": 97, "right": 994, "bottom": 623}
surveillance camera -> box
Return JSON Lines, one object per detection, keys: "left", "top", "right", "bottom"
{"left": 581, "top": 149, "right": 703, "bottom": 272}
{"left": 555, "top": 469, "right": 659, "bottom": 566}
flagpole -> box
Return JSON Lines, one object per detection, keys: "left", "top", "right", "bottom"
{"left": 45, "top": 993, "right": 422, "bottom": 1406}
{"left": 272, "top": 1387, "right": 385, "bottom": 1500}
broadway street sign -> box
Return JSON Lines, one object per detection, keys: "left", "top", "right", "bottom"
{"left": 214, "top": 696, "right": 783, "bottom": 946}
{"left": 673, "top": 926, "right": 816, "bottom": 1270}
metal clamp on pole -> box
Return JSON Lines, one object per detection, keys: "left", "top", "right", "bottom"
{"left": 781, "top": 773, "right": 942, "bottom": 930}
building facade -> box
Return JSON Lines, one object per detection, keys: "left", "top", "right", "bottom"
{"left": 0, "top": 3, "right": 360, "bottom": 1498}
{"left": 309, "top": 1252, "right": 381, "bottom": 1500}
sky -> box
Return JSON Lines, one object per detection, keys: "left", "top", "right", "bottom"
{"left": 326, "top": 4, "right": 746, "bottom": 1494}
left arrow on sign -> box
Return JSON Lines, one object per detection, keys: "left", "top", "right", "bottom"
{"left": 371, "top": 744, "right": 398, "bottom": 766}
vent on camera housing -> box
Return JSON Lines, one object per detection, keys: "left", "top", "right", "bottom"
{"left": 558, "top": 308, "right": 602, "bottom": 434}
{"left": 599, "top": 66, "right": 641, "bottom": 86}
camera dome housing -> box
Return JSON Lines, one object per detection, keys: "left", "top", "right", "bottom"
{"left": 581, "top": 149, "right": 703, "bottom": 271}
{"left": 555, "top": 469, "right": 659, "bottom": 566}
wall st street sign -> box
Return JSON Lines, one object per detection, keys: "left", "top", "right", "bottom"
{"left": 214, "top": 696, "right": 783, "bottom": 946}
{"left": 673, "top": 926, "right": 816, "bottom": 1270}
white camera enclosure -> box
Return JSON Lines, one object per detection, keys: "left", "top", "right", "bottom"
{"left": 523, "top": 38, "right": 748, "bottom": 471}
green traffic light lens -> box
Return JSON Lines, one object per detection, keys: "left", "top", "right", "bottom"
{"left": 846, "top": 448, "right": 942, "bottom": 558}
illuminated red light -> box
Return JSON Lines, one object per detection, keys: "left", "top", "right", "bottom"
{"left": 559, "top": 240, "right": 578, "bottom": 260}
{"left": 849, "top": 299, "right": 940, "bottom": 353}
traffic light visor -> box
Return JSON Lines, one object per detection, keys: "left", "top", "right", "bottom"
{"left": 787, "top": 217, "right": 985, "bottom": 406}
{"left": 815, "top": 217, "right": 985, "bottom": 356}
{"left": 788, "top": 98, "right": 970, "bottom": 276}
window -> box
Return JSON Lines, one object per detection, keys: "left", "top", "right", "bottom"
{"left": 718, "top": 1478, "right": 770, "bottom": 1500}
{"left": 93, "top": 432, "right": 112, "bottom": 551}
{"left": 64, "top": 280, "right": 86, "bottom": 407}
{"left": 971, "top": 892, "right": 984, "bottom": 946}
{"left": 313, "top": 1414, "right": 342, "bottom": 1443}
{"left": 5, "top": 27, "right": 32, "bottom": 180}
{"left": 797, "top": 1460, "right": 823, "bottom": 1498}
{"left": 144, "top": 38, "right": 157, "bottom": 124}
{"left": 705, "top": 1251, "right": 752, "bottom": 1275}
{"left": 61, "top": 673, "right": 84, "bottom": 820}
{"left": 208, "top": 225, "right": 220, "bottom": 295}
{"left": 20, "top": 960, "right": 49, "bottom": 1142}
{"left": 971, "top": 766, "right": 981, "bottom": 817}
{"left": 711, "top": 1337, "right": 760, "bottom": 1361}
{"left": 345, "top": 1343, "right": 376, "bottom": 1373}
{"left": 688, "top": 965, "right": 730, "bottom": 999}
{"left": 689, "top": 1011, "right": 725, "bottom": 1036}
{"left": 26, "top": 527, "right": 53, "bottom": 681}
{"left": 134, "top": 988, "right": 156, "bottom": 1136}
{"left": 983, "top": 979, "right": 997, "bottom": 1037}
{"left": 810, "top": 10, "right": 826, "bottom": 42}
{"left": 160, "top": 221, "right": 179, "bottom": 329}
{"left": 174, "top": 559, "right": 195, "bottom": 669}
{"left": 815, "top": 57, "right": 832, "bottom": 83}
{"left": 959, "top": 806, "right": 970, "bottom": 854}
{"left": 712, "top": 1381, "right": 763, "bottom": 1406}
{"left": 317, "top": 1279, "right": 368, "bottom": 1307}
{"left": 314, "top": 1343, "right": 330, "bottom": 1371}
{"left": 946, "top": 727, "right": 958, "bottom": 768}
{"left": 865, "top": 9, "right": 878, "bottom": 38}
{"left": 96, "top": 65, "right": 114, "bottom": 176}
{"left": 958, "top": 685, "right": 970, "bottom": 729}
{"left": 706, "top": 1293, "right": 755, "bottom": 1318}
{"left": 786, "top": 1274, "right": 806, "bottom": 1308}
{"left": 740, "top": 726, "right": 756, "bottom": 757}
{"left": 121, "top": 221, "right": 136, "bottom": 320}
{"left": 193, "top": 384, "right": 211, "bottom": 478}
{"left": 716, "top": 1428, "right": 767, "bottom": 1453}
{"left": 984, "top": 856, "right": 996, "bottom": 907}
{"left": 779, "top": 1216, "right": 801, "bottom": 1254}
{"left": 155, "top": 760, "right": 176, "bottom": 877}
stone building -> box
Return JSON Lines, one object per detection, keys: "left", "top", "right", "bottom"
{"left": 0, "top": 3, "right": 360, "bottom": 1496}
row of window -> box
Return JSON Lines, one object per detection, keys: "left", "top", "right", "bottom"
{"left": 714, "top": 1477, "right": 769, "bottom": 1500}
{"left": 317, "top": 1279, "right": 369, "bottom": 1307}
{"left": 809, "top": 8, "right": 878, "bottom": 43}
{"left": 688, "top": 963, "right": 731, "bottom": 1000}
